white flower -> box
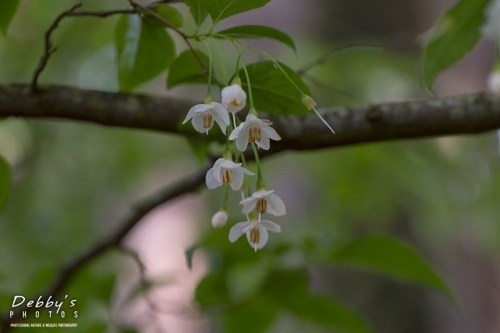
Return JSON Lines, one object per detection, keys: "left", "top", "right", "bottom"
{"left": 221, "top": 84, "right": 247, "bottom": 114}
{"left": 240, "top": 190, "right": 286, "bottom": 218}
{"left": 229, "top": 114, "right": 281, "bottom": 151}
{"left": 211, "top": 210, "right": 228, "bottom": 228}
{"left": 488, "top": 71, "right": 500, "bottom": 95}
{"left": 182, "top": 102, "right": 230, "bottom": 134}
{"left": 205, "top": 158, "right": 254, "bottom": 191}
{"left": 229, "top": 219, "right": 281, "bottom": 251}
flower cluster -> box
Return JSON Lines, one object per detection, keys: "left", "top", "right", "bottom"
{"left": 182, "top": 82, "right": 286, "bottom": 251}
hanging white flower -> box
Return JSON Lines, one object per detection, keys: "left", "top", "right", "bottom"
{"left": 221, "top": 84, "right": 247, "bottom": 114}
{"left": 488, "top": 71, "right": 500, "bottom": 95}
{"left": 229, "top": 114, "right": 281, "bottom": 151}
{"left": 211, "top": 210, "right": 228, "bottom": 228}
{"left": 182, "top": 102, "right": 230, "bottom": 134}
{"left": 229, "top": 219, "right": 281, "bottom": 251}
{"left": 205, "top": 158, "right": 254, "bottom": 191}
{"left": 240, "top": 189, "right": 286, "bottom": 218}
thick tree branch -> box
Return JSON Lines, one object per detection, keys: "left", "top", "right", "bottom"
{"left": 1, "top": 84, "right": 500, "bottom": 153}
{"left": 0, "top": 165, "right": 208, "bottom": 333}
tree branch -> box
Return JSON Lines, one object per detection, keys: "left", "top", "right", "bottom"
{"left": 1, "top": 84, "right": 499, "bottom": 153}
{"left": 0, "top": 165, "right": 208, "bottom": 333}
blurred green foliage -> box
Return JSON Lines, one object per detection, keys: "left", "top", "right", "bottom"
{"left": 0, "top": 0, "right": 499, "bottom": 333}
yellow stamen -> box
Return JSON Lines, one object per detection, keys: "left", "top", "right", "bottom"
{"left": 248, "top": 126, "right": 262, "bottom": 143}
{"left": 256, "top": 199, "right": 267, "bottom": 214}
{"left": 203, "top": 113, "right": 213, "bottom": 129}
{"left": 231, "top": 100, "right": 240, "bottom": 107}
{"left": 222, "top": 169, "right": 232, "bottom": 184}
{"left": 250, "top": 228, "right": 260, "bottom": 245}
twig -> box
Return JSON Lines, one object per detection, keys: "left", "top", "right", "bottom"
{"left": 30, "top": 4, "right": 139, "bottom": 93}
{"left": 30, "top": 3, "right": 83, "bottom": 93}
{"left": 0, "top": 165, "right": 209, "bottom": 333}
{"left": 66, "top": 9, "right": 136, "bottom": 18}
{"left": 3, "top": 84, "right": 500, "bottom": 154}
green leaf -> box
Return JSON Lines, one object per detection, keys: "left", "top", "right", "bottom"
{"left": 114, "top": 15, "right": 176, "bottom": 92}
{"left": 328, "top": 236, "right": 455, "bottom": 302}
{"left": 0, "top": 0, "right": 19, "bottom": 35}
{"left": 184, "top": 0, "right": 209, "bottom": 25}
{"left": 290, "top": 295, "right": 371, "bottom": 333}
{"left": 0, "top": 155, "right": 10, "bottom": 210}
{"left": 167, "top": 50, "right": 209, "bottom": 88}
{"left": 199, "top": 0, "right": 271, "bottom": 22}
{"left": 240, "top": 61, "right": 312, "bottom": 115}
{"left": 224, "top": 297, "right": 278, "bottom": 333}
{"left": 217, "top": 25, "right": 296, "bottom": 52}
{"left": 195, "top": 271, "right": 229, "bottom": 308}
{"left": 422, "top": 0, "right": 491, "bottom": 88}
{"left": 227, "top": 262, "right": 267, "bottom": 302}
{"left": 155, "top": 4, "right": 183, "bottom": 27}
{"left": 263, "top": 270, "right": 370, "bottom": 333}
{"left": 186, "top": 137, "right": 209, "bottom": 165}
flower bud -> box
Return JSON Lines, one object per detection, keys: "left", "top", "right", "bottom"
{"left": 301, "top": 94, "right": 317, "bottom": 110}
{"left": 488, "top": 71, "right": 500, "bottom": 95}
{"left": 211, "top": 210, "right": 228, "bottom": 228}
{"left": 221, "top": 84, "right": 247, "bottom": 113}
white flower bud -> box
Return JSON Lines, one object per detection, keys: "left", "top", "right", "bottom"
{"left": 221, "top": 84, "right": 247, "bottom": 113}
{"left": 211, "top": 210, "right": 228, "bottom": 228}
{"left": 488, "top": 71, "right": 500, "bottom": 95}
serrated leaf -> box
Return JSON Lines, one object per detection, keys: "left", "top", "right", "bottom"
{"left": 114, "top": 15, "right": 176, "bottom": 92}
{"left": 422, "top": 0, "right": 491, "bottom": 88}
{"left": 0, "top": 0, "right": 19, "bottom": 35}
{"left": 328, "top": 235, "right": 456, "bottom": 303}
{"left": 217, "top": 25, "right": 296, "bottom": 52}
{"left": 184, "top": 0, "right": 209, "bottom": 25}
{"left": 224, "top": 297, "right": 278, "bottom": 333}
{"left": 167, "top": 50, "right": 209, "bottom": 88}
{"left": 199, "top": 0, "right": 271, "bottom": 22}
{"left": 0, "top": 155, "right": 10, "bottom": 210}
{"left": 240, "top": 61, "right": 311, "bottom": 115}
{"left": 155, "top": 4, "right": 183, "bottom": 27}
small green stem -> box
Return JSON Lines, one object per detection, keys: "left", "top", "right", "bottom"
{"left": 240, "top": 61, "right": 255, "bottom": 111}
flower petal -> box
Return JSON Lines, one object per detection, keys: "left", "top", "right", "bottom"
{"left": 246, "top": 225, "right": 269, "bottom": 250}
{"left": 205, "top": 168, "right": 221, "bottom": 189}
{"left": 229, "top": 123, "right": 244, "bottom": 140}
{"left": 192, "top": 113, "right": 208, "bottom": 133}
{"left": 266, "top": 193, "right": 286, "bottom": 216}
{"left": 240, "top": 197, "right": 257, "bottom": 214}
{"left": 212, "top": 159, "right": 225, "bottom": 184}
{"left": 229, "top": 222, "right": 250, "bottom": 243}
{"left": 230, "top": 169, "right": 244, "bottom": 191}
{"left": 262, "top": 124, "right": 281, "bottom": 141}
{"left": 235, "top": 125, "right": 250, "bottom": 151}
{"left": 211, "top": 102, "right": 230, "bottom": 125}
{"left": 182, "top": 104, "right": 209, "bottom": 124}
{"left": 213, "top": 115, "right": 228, "bottom": 134}
{"left": 252, "top": 190, "right": 275, "bottom": 199}
{"left": 256, "top": 129, "right": 270, "bottom": 150}
{"left": 260, "top": 220, "right": 281, "bottom": 233}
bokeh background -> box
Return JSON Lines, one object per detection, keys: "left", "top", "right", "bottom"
{"left": 0, "top": 0, "right": 499, "bottom": 332}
